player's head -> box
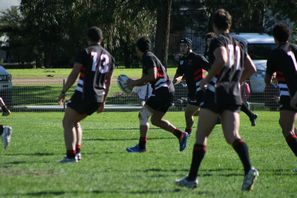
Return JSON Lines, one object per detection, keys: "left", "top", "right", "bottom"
{"left": 272, "top": 23, "right": 290, "bottom": 44}
{"left": 136, "top": 36, "right": 151, "bottom": 57}
{"left": 87, "top": 26, "right": 103, "bottom": 44}
{"left": 212, "top": 9, "right": 232, "bottom": 33}
{"left": 180, "top": 38, "right": 192, "bottom": 55}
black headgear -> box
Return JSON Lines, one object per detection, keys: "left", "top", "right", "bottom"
{"left": 180, "top": 38, "right": 192, "bottom": 47}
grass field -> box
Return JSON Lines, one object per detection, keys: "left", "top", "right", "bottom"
{"left": 0, "top": 111, "right": 297, "bottom": 197}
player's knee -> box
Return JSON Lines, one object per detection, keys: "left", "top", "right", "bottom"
{"left": 150, "top": 117, "right": 157, "bottom": 126}
{"left": 62, "top": 116, "right": 74, "bottom": 128}
{"left": 62, "top": 117, "right": 67, "bottom": 127}
{"left": 139, "top": 108, "right": 151, "bottom": 126}
{"left": 150, "top": 117, "right": 161, "bottom": 127}
{"left": 0, "top": 97, "right": 4, "bottom": 106}
{"left": 225, "top": 135, "right": 238, "bottom": 145}
{"left": 74, "top": 122, "right": 80, "bottom": 128}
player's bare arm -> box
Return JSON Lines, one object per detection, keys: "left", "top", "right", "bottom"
{"left": 128, "top": 67, "right": 156, "bottom": 87}
{"left": 58, "top": 63, "right": 82, "bottom": 104}
{"left": 200, "top": 46, "right": 227, "bottom": 90}
{"left": 98, "top": 70, "right": 113, "bottom": 113}
{"left": 173, "top": 72, "right": 183, "bottom": 85}
{"left": 290, "top": 92, "right": 297, "bottom": 109}
{"left": 264, "top": 73, "right": 273, "bottom": 85}
{"left": 240, "top": 54, "right": 256, "bottom": 83}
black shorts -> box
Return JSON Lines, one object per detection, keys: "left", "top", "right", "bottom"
{"left": 146, "top": 92, "right": 173, "bottom": 113}
{"left": 279, "top": 96, "right": 297, "bottom": 112}
{"left": 188, "top": 91, "right": 204, "bottom": 106}
{"left": 188, "top": 97, "right": 200, "bottom": 106}
{"left": 67, "top": 92, "right": 100, "bottom": 115}
{"left": 200, "top": 90, "right": 241, "bottom": 114}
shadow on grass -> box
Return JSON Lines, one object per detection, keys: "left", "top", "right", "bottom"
{"left": 259, "top": 168, "right": 296, "bottom": 176}
{"left": 84, "top": 136, "right": 174, "bottom": 142}
{"left": 0, "top": 160, "right": 27, "bottom": 165}
{"left": 4, "top": 188, "right": 214, "bottom": 197}
{"left": 86, "top": 127, "right": 160, "bottom": 132}
{"left": 142, "top": 168, "right": 244, "bottom": 177}
{"left": 5, "top": 152, "right": 55, "bottom": 156}
{"left": 13, "top": 191, "right": 66, "bottom": 196}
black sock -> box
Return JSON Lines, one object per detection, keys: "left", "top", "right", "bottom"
{"left": 0, "top": 125, "right": 3, "bottom": 136}
{"left": 139, "top": 136, "right": 147, "bottom": 149}
{"left": 241, "top": 103, "right": 253, "bottom": 118}
{"left": 185, "top": 128, "right": 192, "bottom": 134}
{"left": 173, "top": 129, "right": 183, "bottom": 139}
{"left": 285, "top": 134, "right": 297, "bottom": 157}
{"left": 232, "top": 139, "right": 252, "bottom": 175}
{"left": 1, "top": 106, "right": 9, "bottom": 113}
{"left": 188, "top": 144, "right": 206, "bottom": 180}
{"left": 66, "top": 150, "right": 76, "bottom": 159}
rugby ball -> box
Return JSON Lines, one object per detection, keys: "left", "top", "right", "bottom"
{"left": 117, "top": 74, "right": 133, "bottom": 93}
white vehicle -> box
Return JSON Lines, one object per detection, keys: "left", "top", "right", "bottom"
{"left": 231, "top": 33, "right": 276, "bottom": 93}
{"left": 0, "top": 65, "right": 12, "bottom": 106}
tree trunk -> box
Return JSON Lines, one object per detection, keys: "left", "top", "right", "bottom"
{"left": 154, "top": 0, "right": 172, "bottom": 67}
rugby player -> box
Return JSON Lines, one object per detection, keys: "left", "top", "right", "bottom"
{"left": 0, "top": 97, "right": 12, "bottom": 149}
{"left": 173, "top": 38, "right": 209, "bottom": 135}
{"left": 126, "top": 36, "right": 189, "bottom": 152}
{"left": 265, "top": 23, "right": 297, "bottom": 170}
{"left": 58, "top": 26, "right": 115, "bottom": 163}
{"left": 176, "top": 9, "right": 258, "bottom": 191}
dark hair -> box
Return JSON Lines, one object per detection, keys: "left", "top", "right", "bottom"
{"left": 212, "top": 9, "right": 232, "bottom": 31}
{"left": 205, "top": 32, "right": 216, "bottom": 40}
{"left": 273, "top": 23, "right": 290, "bottom": 42}
{"left": 87, "top": 26, "right": 103, "bottom": 42}
{"left": 136, "top": 36, "right": 151, "bottom": 52}
{"left": 180, "top": 38, "right": 192, "bottom": 47}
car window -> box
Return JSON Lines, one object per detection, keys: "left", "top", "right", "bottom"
{"left": 0, "top": 75, "right": 11, "bottom": 81}
{"left": 247, "top": 43, "right": 276, "bottom": 60}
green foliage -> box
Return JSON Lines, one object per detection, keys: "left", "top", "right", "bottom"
{"left": 0, "top": 7, "right": 35, "bottom": 63}
{"left": 0, "top": 1, "right": 157, "bottom": 67}
{"left": 0, "top": 111, "right": 297, "bottom": 197}
{"left": 204, "top": 0, "right": 297, "bottom": 33}
{"left": 1, "top": 1, "right": 297, "bottom": 67}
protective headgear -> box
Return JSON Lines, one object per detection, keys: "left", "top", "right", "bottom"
{"left": 180, "top": 38, "right": 192, "bottom": 48}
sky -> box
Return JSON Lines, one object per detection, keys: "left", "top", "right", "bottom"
{"left": 0, "top": 0, "right": 20, "bottom": 11}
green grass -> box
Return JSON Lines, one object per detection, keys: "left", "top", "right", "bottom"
{"left": 7, "top": 68, "right": 71, "bottom": 79}
{"left": 7, "top": 68, "right": 177, "bottom": 79}
{"left": 0, "top": 111, "right": 297, "bottom": 197}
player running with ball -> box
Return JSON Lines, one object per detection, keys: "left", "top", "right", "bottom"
{"left": 126, "top": 36, "right": 189, "bottom": 153}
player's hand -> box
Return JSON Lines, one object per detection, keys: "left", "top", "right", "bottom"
{"left": 200, "top": 79, "right": 208, "bottom": 91}
{"left": 97, "top": 102, "right": 105, "bottom": 113}
{"left": 58, "top": 92, "right": 66, "bottom": 105}
{"left": 127, "top": 79, "right": 135, "bottom": 89}
{"left": 173, "top": 76, "right": 182, "bottom": 85}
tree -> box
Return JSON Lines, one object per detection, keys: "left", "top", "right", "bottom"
{"left": 154, "top": 0, "right": 172, "bottom": 67}
{"left": 18, "top": 0, "right": 157, "bottom": 67}
{"left": 0, "top": 7, "right": 33, "bottom": 63}
{"left": 204, "top": 0, "right": 297, "bottom": 34}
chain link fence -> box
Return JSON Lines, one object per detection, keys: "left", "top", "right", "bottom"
{"left": 3, "top": 77, "right": 280, "bottom": 112}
